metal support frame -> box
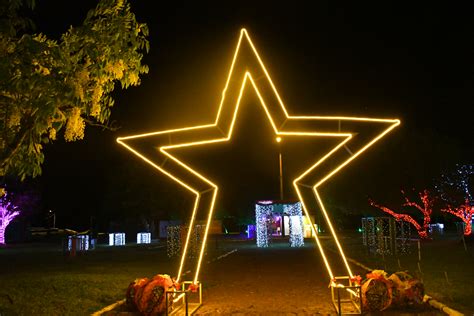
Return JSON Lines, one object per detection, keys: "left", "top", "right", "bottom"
{"left": 166, "top": 281, "right": 202, "bottom": 316}
{"left": 330, "top": 276, "right": 362, "bottom": 315}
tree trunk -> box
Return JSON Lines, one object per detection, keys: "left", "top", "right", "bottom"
{"left": 0, "top": 225, "right": 6, "bottom": 244}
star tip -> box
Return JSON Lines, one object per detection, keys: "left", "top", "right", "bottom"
{"left": 240, "top": 28, "right": 248, "bottom": 35}
{"left": 116, "top": 137, "right": 123, "bottom": 143}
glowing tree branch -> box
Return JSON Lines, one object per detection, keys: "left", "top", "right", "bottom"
{"left": 402, "top": 189, "right": 433, "bottom": 237}
{"left": 0, "top": 194, "right": 20, "bottom": 245}
{"left": 442, "top": 200, "right": 474, "bottom": 236}
{"left": 369, "top": 190, "right": 434, "bottom": 239}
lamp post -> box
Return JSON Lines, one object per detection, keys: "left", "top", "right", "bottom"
{"left": 49, "top": 210, "right": 55, "bottom": 228}
{"left": 276, "top": 137, "right": 283, "bottom": 201}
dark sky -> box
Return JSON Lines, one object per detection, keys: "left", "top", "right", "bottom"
{"left": 25, "top": 2, "right": 472, "bottom": 229}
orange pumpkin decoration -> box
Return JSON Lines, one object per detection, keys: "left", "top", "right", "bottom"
{"left": 126, "top": 277, "right": 150, "bottom": 310}
{"left": 126, "top": 274, "right": 177, "bottom": 315}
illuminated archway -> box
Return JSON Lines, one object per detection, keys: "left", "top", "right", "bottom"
{"left": 117, "top": 29, "right": 400, "bottom": 284}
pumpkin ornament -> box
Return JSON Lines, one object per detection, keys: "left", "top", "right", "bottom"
{"left": 361, "top": 270, "right": 393, "bottom": 311}
{"left": 126, "top": 274, "right": 179, "bottom": 315}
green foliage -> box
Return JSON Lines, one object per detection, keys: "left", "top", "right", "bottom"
{"left": 0, "top": 0, "right": 149, "bottom": 180}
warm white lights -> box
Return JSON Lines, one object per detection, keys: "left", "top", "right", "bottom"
{"left": 117, "top": 28, "right": 400, "bottom": 283}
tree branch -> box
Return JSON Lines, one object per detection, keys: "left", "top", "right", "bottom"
{"left": 83, "top": 118, "right": 120, "bottom": 131}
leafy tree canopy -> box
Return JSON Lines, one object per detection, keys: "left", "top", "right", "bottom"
{"left": 0, "top": 0, "right": 149, "bottom": 180}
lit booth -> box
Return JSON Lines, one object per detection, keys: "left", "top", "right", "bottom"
{"left": 255, "top": 200, "right": 314, "bottom": 247}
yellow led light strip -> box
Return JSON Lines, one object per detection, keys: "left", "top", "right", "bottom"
{"left": 117, "top": 28, "right": 400, "bottom": 284}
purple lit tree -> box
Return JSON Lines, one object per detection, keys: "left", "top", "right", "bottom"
{"left": 0, "top": 193, "right": 20, "bottom": 245}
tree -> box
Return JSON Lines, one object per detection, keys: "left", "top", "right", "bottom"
{"left": 442, "top": 199, "right": 474, "bottom": 236}
{"left": 0, "top": 0, "right": 149, "bottom": 180}
{"left": 369, "top": 190, "right": 434, "bottom": 239}
{"left": 0, "top": 192, "right": 20, "bottom": 244}
{"left": 436, "top": 164, "right": 473, "bottom": 205}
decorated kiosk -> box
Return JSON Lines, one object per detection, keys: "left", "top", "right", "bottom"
{"left": 256, "top": 200, "right": 314, "bottom": 247}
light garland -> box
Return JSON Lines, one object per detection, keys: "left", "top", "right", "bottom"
{"left": 255, "top": 201, "right": 304, "bottom": 247}
{"left": 256, "top": 203, "right": 273, "bottom": 247}
{"left": 137, "top": 232, "right": 151, "bottom": 244}
{"left": 442, "top": 200, "right": 474, "bottom": 235}
{"left": 436, "top": 164, "right": 473, "bottom": 204}
{"left": 109, "top": 232, "right": 126, "bottom": 246}
{"left": 117, "top": 28, "right": 400, "bottom": 283}
{"left": 167, "top": 225, "right": 203, "bottom": 257}
{"left": 167, "top": 225, "right": 181, "bottom": 257}
{"left": 369, "top": 190, "right": 433, "bottom": 239}
{"left": 361, "top": 217, "right": 411, "bottom": 255}
{"left": 284, "top": 202, "right": 304, "bottom": 247}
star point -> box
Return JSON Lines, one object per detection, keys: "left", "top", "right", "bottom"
{"left": 117, "top": 29, "right": 400, "bottom": 283}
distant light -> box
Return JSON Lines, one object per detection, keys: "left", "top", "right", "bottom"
{"left": 276, "top": 136, "right": 282, "bottom": 143}
{"left": 255, "top": 201, "right": 303, "bottom": 247}
{"left": 68, "top": 235, "right": 89, "bottom": 251}
{"left": 137, "top": 232, "right": 151, "bottom": 244}
{"left": 109, "top": 232, "right": 126, "bottom": 246}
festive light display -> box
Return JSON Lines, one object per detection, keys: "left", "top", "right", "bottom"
{"left": 167, "top": 225, "right": 182, "bottom": 258}
{"left": 369, "top": 190, "right": 433, "bottom": 239}
{"left": 137, "top": 232, "right": 151, "bottom": 244}
{"left": 0, "top": 193, "right": 20, "bottom": 245}
{"left": 362, "top": 217, "right": 411, "bottom": 255}
{"left": 256, "top": 203, "right": 273, "bottom": 247}
{"left": 284, "top": 202, "right": 304, "bottom": 247}
{"left": 167, "top": 225, "right": 203, "bottom": 258}
{"left": 442, "top": 199, "right": 474, "bottom": 236}
{"left": 117, "top": 29, "right": 400, "bottom": 283}
{"left": 255, "top": 201, "right": 304, "bottom": 247}
{"left": 109, "top": 232, "right": 126, "bottom": 246}
{"left": 68, "top": 235, "right": 89, "bottom": 251}
{"left": 436, "top": 164, "right": 473, "bottom": 204}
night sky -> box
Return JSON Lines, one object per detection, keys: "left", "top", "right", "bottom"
{"left": 20, "top": 2, "right": 472, "bottom": 230}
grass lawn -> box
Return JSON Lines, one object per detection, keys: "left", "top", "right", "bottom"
{"left": 1, "top": 233, "right": 472, "bottom": 315}
{"left": 329, "top": 231, "right": 474, "bottom": 314}
{"left": 0, "top": 240, "right": 231, "bottom": 315}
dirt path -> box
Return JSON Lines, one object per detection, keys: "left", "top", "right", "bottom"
{"left": 196, "top": 240, "right": 345, "bottom": 315}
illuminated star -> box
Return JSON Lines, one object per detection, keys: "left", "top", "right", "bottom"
{"left": 117, "top": 29, "right": 400, "bottom": 284}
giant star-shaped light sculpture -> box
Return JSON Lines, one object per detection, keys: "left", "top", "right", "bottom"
{"left": 117, "top": 29, "right": 400, "bottom": 284}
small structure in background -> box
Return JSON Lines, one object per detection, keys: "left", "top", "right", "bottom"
{"left": 361, "top": 217, "right": 411, "bottom": 255}
{"left": 68, "top": 234, "right": 89, "bottom": 252}
{"left": 137, "top": 232, "right": 151, "bottom": 244}
{"left": 109, "top": 232, "right": 126, "bottom": 246}
{"left": 166, "top": 225, "right": 204, "bottom": 258}
{"left": 255, "top": 200, "right": 310, "bottom": 247}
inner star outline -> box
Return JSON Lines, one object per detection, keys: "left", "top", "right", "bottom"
{"left": 117, "top": 29, "right": 400, "bottom": 284}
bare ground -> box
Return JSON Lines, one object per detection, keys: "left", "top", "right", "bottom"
{"left": 195, "top": 239, "right": 439, "bottom": 315}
